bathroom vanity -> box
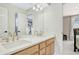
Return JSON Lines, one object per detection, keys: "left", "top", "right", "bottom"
{"left": 0, "top": 34, "right": 55, "bottom": 55}
{"left": 12, "top": 37, "right": 55, "bottom": 55}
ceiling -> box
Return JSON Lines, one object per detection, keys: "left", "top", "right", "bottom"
{"left": 11, "top": 3, "right": 37, "bottom": 10}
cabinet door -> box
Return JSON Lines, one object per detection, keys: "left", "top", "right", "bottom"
{"left": 40, "top": 48, "right": 46, "bottom": 55}
{"left": 46, "top": 45, "right": 51, "bottom": 55}
{"left": 46, "top": 38, "right": 54, "bottom": 46}
{"left": 40, "top": 41, "right": 46, "bottom": 49}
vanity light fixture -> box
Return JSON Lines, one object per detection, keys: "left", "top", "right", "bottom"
{"left": 40, "top": 7, "right": 43, "bottom": 10}
{"left": 33, "top": 4, "right": 43, "bottom": 11}
{"left": 32, "top": 3, "right": 51, "bottom": 11}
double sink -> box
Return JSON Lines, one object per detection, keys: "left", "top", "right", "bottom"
{"left": 0, "top": 36, "right": 43, "bottom": 50}
{"left": 0, "top": 34, "right": 53, "bottom": 54}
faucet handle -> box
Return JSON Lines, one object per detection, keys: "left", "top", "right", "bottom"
{"left": 18, "top": 31, "right": 20, "bottom": 32}
{"left": 4, "top": 31, "right": 7, "bottom": 33}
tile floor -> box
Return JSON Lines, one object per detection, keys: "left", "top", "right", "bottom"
{"left": 62, "top": 40, "right": 79, "bottom": 55}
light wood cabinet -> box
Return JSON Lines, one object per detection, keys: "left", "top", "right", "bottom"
{"left": 12, "top": 37, "right": 55, "bottom": 55}
{"left": 46, "top": 43, "right": 54, "bottom": 55}
{"left": 40, "top": 48, "right": 46, "bottom": 55}
{"left": 46, "top": 38, "right": 55, "bottom": 55}
{"left": 39, "top": 42, "right": 46, "bottom": 49}
{"left": 13, "top": 45, "right": 39, "bottom": 55}
{"left": 46, "top": 45, "right": 51, "bottom": 55}
{"left": 33, "top": 52, "right": 39, "bottom": 55}
{"left": 46, "top": 38, "right": 54, "bottom": 46}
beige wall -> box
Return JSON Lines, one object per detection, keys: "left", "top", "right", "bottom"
{"left": 63, "top": 16, "right": 71, "bottom": 40}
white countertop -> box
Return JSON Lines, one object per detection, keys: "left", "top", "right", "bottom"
{"left": 0, "top": 33, "right": 55, "bottom": 55}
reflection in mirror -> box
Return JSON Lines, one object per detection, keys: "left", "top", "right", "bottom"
{"left": 26, "top": 10, "right": 44, "bottom": 36}
{"left": 32, "top": 10, "right": 44, "bottom": 36}
{"left": 73, "top": 16, "right": 79, "bottom": 28}
{"left": 27, "top": 14, "right": 33, "bottom": 35}
{"left": 71, "top": 16, "right": 79, "bottom": 41}
{"left": 15, "top": 12, "right": 27, "bottom": 37}
{"left": 0, "top": 7, "right": 8, "bottom": 39}
{"left": 15, "top": 13, "right": 18, "bottom": 36}
{"left": 15, "top": 6, "right": 44, "bottom": 37}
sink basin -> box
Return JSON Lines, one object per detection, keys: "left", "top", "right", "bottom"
{"left": 2, "top": 40, "right": 31, "bottom": 49}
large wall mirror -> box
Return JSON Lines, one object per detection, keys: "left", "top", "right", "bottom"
{"left": 25, "top": 11, "right": 44, "bottom": 36}
{"left": 15, "top": 9, "right": 44, "bottom": 37}
{"left": 15, "top": 12, "right": 34, "bottom": 37}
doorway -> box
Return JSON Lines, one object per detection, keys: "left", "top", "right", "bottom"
{"left": 63, "top": 15, "right": 79, "bottom": 54}
{"left": 63, "top": 16, "right": 71, "bottom": 41}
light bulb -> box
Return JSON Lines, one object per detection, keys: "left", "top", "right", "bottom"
{"left": 36, "top": 8, "right": 39, "bottom": 11}
{"left": 33, "top": 6, "right": 35, "bottom": 10}
{"left": 40, "top": 7, "right": 43, "bottom": 10}
{"left": 37, "top": 4, "right": 40, "bottom": 8}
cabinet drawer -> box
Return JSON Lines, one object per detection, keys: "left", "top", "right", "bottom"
{"left": 14, "top": 45, "right": 39, "bottom": 55}
{"left": 40, "top": 41, "right": 46, "bottom": 49}
{"left": 46, "top": 38, "right": 54, "bottom": 46}
{"left": 46, "top": 45, "right": 51, "bottom": 55}
{"left": 40, "top": 48, "right": 46, "bottom": 55}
